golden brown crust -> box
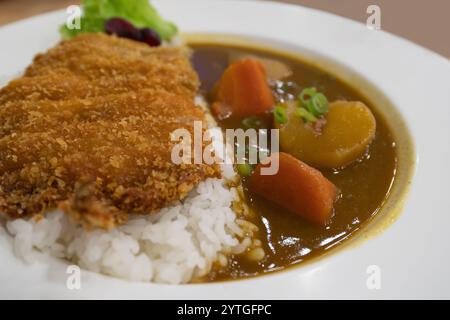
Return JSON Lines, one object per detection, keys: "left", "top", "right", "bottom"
{"left": 0, "top": 33, "right": 220, "bottom": 228}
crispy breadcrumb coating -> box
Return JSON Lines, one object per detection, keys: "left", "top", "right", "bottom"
{"left": 0, "top": 34, "right": 220, "bottom": 229}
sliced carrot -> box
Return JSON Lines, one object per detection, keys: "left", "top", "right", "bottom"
{"left": 212, "top": 58, "right": 275, "bottom": 118}
{"left": 248, "top": 152, "right": 338, "bottom": 225}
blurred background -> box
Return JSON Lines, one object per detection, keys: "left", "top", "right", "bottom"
{"left": 0, "top": 0, "right": 448, "bottom": 58}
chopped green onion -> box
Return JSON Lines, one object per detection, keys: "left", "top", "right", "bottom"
{"left": 297, "top": 87, "right": 330, "bottom": 120}
{"left": 242, "top": 117, "right": 263, "bottom": 129}
{"left": 299, "top": 87, "right": 317, "bottom": 105}
{"left": 295, "top": 107, "right": 318, "bottom": 123}
{"left": 237, "top": 163, "right": 254, "bottom": 177}
{"left": 309, "top": 93, "right": 329, "bottom": 116}
{"left": 273, "top": 105, "right": 287, "bottom": 124}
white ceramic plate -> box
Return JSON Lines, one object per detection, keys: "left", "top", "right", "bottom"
{"left": 0, "top": 0, "right": 449, "bottom": 299}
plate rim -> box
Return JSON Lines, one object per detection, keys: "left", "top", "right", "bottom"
{"left": 1, "top": 0, "right": 449, "bottom": 299}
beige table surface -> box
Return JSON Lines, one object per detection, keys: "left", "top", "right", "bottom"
{"left": 0, "top": 0, "right": 448, "bottom": 58}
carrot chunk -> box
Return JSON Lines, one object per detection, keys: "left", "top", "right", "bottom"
{"left": 212, "top": 58, "right": 275, "bottom": 118}
{"left": 248, "top": 152, "right": 338, "bottom": 225}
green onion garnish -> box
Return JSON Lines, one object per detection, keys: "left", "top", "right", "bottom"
{"left": 237, "top": 163, "right": 254, "bottom": 177}
{"left": 242, "top": 117, "right": 263, "bottom": 129}
{"left": 309, "top": 93, "right": 329, "bottom": 116}
{"left": 299, "top": 87, "right": 318, "bottom": 105}
{"left": 295, "top": 107, "right": 318, "bottom": 123}
{"left": 296, "top": 87, "right": 329, "bottom": 122}
{"left": 273, "top": 105, "right": 287, "bottom": 124}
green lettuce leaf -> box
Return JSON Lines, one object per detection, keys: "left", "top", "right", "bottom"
{"left": 60, "top": 0, "right": 177, "bottom": 40}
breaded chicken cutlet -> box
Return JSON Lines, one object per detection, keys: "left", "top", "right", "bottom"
{"left": 0, "top": 33, "right": 220, "bottom": 229}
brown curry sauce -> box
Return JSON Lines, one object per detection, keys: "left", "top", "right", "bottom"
{"left": 190, "top": 44, "right": 397, "bottom": 281}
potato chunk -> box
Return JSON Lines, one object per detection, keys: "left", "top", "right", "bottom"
{"left": 278, "top": 100, "right": 376, "bottom": 169}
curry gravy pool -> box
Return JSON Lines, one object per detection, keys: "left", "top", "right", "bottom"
{"left": 190, "top": 41, "right": 413, "bottom": 282}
